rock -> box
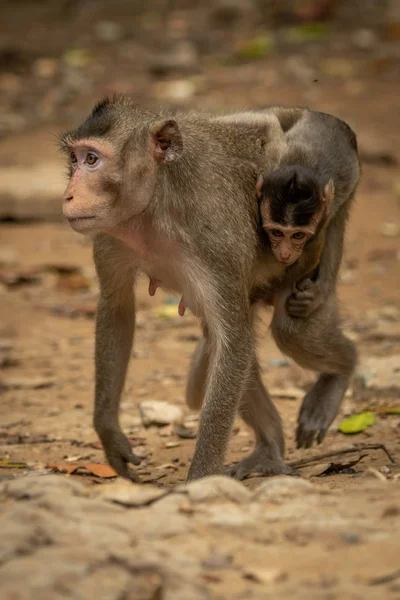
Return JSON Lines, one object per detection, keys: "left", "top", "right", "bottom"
{"left": 0, "top": 162, "right": 64, "bottom": 221}
{"left": 140, "top": 400, "right": 183, "bottom": 426}
{"left": 0, "top": 247, "right": 19, "bottom": 267}
{"left": 355, "top": 355, "right": 400, "bottom": 392}
{"left": 252, "top": 476, "right": 316, "bottom": 503}
{"left": 210, "top": 0, "right": 253, "bottom": 27}
{"left": 150, "top": 41, "right": 198, "bottom": 76}
{"left": 98, "top": 480, "right": 168, "bottom": 507}
{"left": 380, "top": 221, "right": 399, "bottom": 237}
{"left": 244, "top": 566, "right": 287, "bottom": 584}
{"left": 0, "top": 474, "right": 87, "bottom": 501}
{"left": 32, "top": 58, "right": 59, "bottom": 79}
{"left": 163, "top": 79, "right": 196, "bottom": 102}
{"left": 269, "top": 386, "right": 304, "bottom": 399}
{"left": 207, "top": 504, "right": 256, "bottom": 528}
{"left": 1, "top": 375, "right": 55, "bottom": 390}
{"left": 94, "top": 21, "right": 124, "bottom": 43}
{"left": 340, "top": 269, "right": 358, "bottom": 285}
{"left": 352, "top": 29, "right": 378, "bottom": 50}
{"left": 186, "top": 475, "right": 251, "bottom": 504}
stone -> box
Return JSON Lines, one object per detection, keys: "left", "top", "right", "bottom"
{"left": 140, "top": 400, "right": 183, "bottom": 426}
{"left": 98, "top": 480, "right": 168, "bottom": 507}
{"left": 0, "top": 473, "right": 87, "bottom": 501}
{"left": 380, "top": 221, "right": 399, "bottom": 237}
{"left": 186, "top": 475, "right": 251, "bottom": 504}
{"left": 0, "top": 162, "right": 65, "bottom": 221}
{"left": 355, "top": 355, "right": 400, "bottom": 392}
{"left": 252, "top": 476, "right": 316, "bottom": 503}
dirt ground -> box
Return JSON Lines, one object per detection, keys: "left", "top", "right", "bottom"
{"left": 1, "top": 2, "right": 400, "bottom": 597}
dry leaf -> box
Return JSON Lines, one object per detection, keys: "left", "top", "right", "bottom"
{"left": 46, "top": 463, "right": 117, "bottom": 478}
{"left": 0, "top": 460, "right": 28, "bottom": 469}
{"left": 83, "top": 463, "right": 117, "bottom": 478}
{"left": 46, "top": 464, "right": 78, "bottom": 475}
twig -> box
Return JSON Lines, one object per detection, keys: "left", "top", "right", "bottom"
{"left": 288, "top": 443, "right": 396, "bottom": 468}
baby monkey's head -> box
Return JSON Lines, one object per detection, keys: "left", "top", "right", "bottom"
{"left": 257, "top": 165, "right": 334, "bottom": 265}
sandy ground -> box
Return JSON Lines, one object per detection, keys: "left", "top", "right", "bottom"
{"left": 0, "top": 51, "right": 400, "bottom": 598}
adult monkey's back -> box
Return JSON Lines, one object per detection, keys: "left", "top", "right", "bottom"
{"left": 60, "top": 96, "right": 288, "bottom": 481}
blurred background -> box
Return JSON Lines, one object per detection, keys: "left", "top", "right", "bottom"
{"left": 0, "top": 1, "right": 399, "bottom": 487}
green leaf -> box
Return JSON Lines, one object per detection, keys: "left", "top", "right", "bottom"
{"left": 338, "top": 411, "right": 375, "bottom": 434}
{"left": 237, "top": 34, "right": 274, "bottom": 61}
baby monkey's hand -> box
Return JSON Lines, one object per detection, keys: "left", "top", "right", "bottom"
{"left": 286, "top": 277, "right": 322, "bottom": 318}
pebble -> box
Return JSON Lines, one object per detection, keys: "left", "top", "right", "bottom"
{"left": 140, "top": 400, "right": 183, "bottom": 426}
{"left": 380, "top": 221, "right": 399, "bottom": 237}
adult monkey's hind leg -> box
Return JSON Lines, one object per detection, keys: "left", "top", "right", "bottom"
{"left": 271, "top": 292, "right": 357, "bottom": 449}
{"left": 226, "top": 361, "right": 296, "bottom": 480}
{"left": 187, "top": 327, "right": 294, "bottom": 480}
{"left": 186, "top": 332, "right": 209, "bottom": 411}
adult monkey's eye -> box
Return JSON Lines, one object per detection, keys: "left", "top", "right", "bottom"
{"left": 292, "top": 232, "right": 306, "bottom": 240}
{"left": 271, "top": 229, "right": 283, "bottom": 237}
{"left": 86, "top": 152, "right": 98, "bottom": 166}
{"left": 70, "top": 151, "right": 77, "bottom": 164}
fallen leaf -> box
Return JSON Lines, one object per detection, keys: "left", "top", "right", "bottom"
{"left": 1, "top": 376, "right": 55, "bottom": 390}
{"left": 56, "top": 273, "right": 91, "bottom": 293}
{"left": 82, "top": 463, "right": 117, "bottom": 478}
{"left": 373, "top": 406, "right": 400, "bottom": 415}
{"left": 46, "top": 464, "right": 78, "bottom": 475}
{"left": 46, "top": 463, "right": 117, "bottom": 478}
{"left": 0, "top": 460, "right": 28, "bottom": 469}
{"left": 305, "top": 455, "right": 367, "bottom": 477}
{"left": 0, "top": 266, "right": 41, "bottom": 288}
{"left": 339, "top": 412, "right": 375, "bottom": 434}
{"left": 49, "top": 304, "right": 96, "bottom": 319}
{"left": 88, "top": 437, "right": 143, "bottom": 450}
{"left": 202, "top": 553, "right": 233, "bottom": 570}
{"left": 0, "top": 433, "right": 55, "bottom": 445}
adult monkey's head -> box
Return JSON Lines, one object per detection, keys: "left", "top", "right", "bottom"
{"left": 59, "top": 96, "right": 183, "bottom": 234}
{"left": 257, "top": 165, "right": 334, "bottom": 266}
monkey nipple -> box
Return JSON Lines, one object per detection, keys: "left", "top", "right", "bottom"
{"left": 148, "top": 278, "right": 159, "bottom": 297}
{"left": 178, "top": 297, "right": 186, "bottom": 317}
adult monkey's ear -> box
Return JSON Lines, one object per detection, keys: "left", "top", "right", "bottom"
{"left": 151, "top": 119, "right": 183, "bottom": 162}
{"left": 323, "top": 178, "right": 335, "bottom": 215}
{"left": 256, "top": 172, "right": 265, "bottom": 199}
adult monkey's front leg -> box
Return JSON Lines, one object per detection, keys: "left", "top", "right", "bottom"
{"left": 187, "top": 287, "right": 255, "bottom": 481}
{"left": 93, "top": 235, "right": 141, "bottom": 479}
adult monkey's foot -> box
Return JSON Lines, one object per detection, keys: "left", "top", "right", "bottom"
{"left": 225, "top": 445, "right": 297, "bottom": 480}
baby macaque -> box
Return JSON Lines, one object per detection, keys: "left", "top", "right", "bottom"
{"left": 257, "top": 165, "right": 333, "bottom": 275}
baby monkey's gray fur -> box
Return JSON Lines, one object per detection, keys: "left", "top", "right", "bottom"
{"left": 60, "top": 97, "right": 359, "bottom": 481}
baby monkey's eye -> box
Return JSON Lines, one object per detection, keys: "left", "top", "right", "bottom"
{"left": 270, "top": 229, "right": 283, "bottom": 237}
{"left": 86, "top": 153, "right": 98, "bottom": 166}
{"left": 70, "top": 151, "right": 77, "bottom": 164}
{"left": 292, "top": 232, "right": 306, "bottom": 240}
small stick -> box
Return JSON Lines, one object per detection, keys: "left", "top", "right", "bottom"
{"left": 289, "top": 443, "right": 396, "bottom": 468}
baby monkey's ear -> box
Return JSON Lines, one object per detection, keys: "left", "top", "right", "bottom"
{"left": 256, "top": 172, "right": 265, "bottom": 199}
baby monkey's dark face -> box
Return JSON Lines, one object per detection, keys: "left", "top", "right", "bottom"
{"left": 257, "top": 168, "right": 333, "bottom": 266}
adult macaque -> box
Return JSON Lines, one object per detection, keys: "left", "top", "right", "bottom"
{"left": 61, "top": 96, "right": 290, "bottom": 481}
{"left": 61, "top": 97, "right": 359, "bottom": 481}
